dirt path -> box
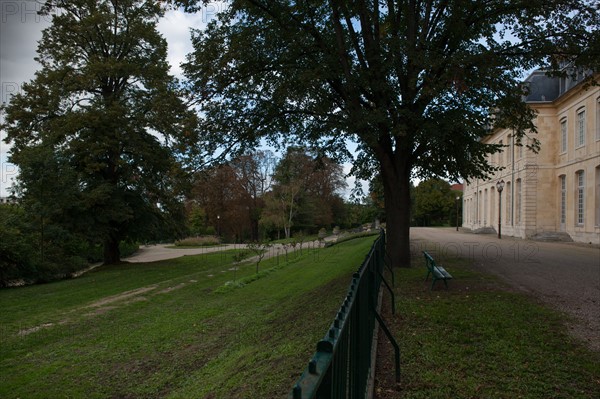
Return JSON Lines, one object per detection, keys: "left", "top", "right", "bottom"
{"left": 125, "top": 240, "right": 327, "bottom": 264}
{"left": 125, "top": 243, "right": 241, "bottom": 263}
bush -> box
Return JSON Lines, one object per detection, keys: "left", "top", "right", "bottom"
{"left": 174, "top": 236, "right": 221, "bottom": 247}
{"left": 0, "top": 205, "right": 141, "bottom": 286}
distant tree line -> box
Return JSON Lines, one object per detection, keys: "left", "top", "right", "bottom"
{"left": 369, "top": 177, "right": 463, "bottom": 227}
{"left": 0, "top": 145, "right": 380, "bottom": 286}
{"left": 186, "top": 147, "right": 381, "bottom": 243}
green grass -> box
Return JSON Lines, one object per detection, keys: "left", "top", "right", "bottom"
{"left": 379, "top": 249, "right": 600, "bottom": 398}
{"left": 0, "top": 236, "right": 376, "bottom": 398}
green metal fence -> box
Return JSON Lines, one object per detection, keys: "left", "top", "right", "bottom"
{"left": 289, "top": 230, "right": 400, "bottom": 399}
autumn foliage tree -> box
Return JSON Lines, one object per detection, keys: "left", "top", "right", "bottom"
{"left": 190, "top": 151, "right": 275, "bottom": 241}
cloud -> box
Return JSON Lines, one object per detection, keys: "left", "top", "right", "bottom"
{"left": 0, "top": 1, "right": 52, "bottom": 195}
{"left": 158, "top": 9, "right": 204, "bottom": 78}
{"left": 0, "top": 1, "right": 50, "bottom": 103}
{"left": 158, "top": 2, "right": 228, "bottom": 78}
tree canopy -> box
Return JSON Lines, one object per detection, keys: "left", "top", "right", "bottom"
{"left": 176, "top": 0, "right": 598, "bottom": 265}
{"left": 412, "top": 178, "right": 460, "bottom": 226}
{"left": 1, "top": 0, "right": 197, "bottom": 264}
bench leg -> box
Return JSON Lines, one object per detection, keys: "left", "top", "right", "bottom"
{"left": 443, "top": 278, "right": 449, "bottom": 290}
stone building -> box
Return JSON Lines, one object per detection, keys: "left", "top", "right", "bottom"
{"left": 0, "top": 196, "right": 16, "bottom": 205}
{"left": 462, "top": 70, "right": 599, "bottom": 244}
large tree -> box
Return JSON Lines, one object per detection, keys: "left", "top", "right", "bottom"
{"left": 178, "top": 0, "right": 598, "bottom": 266}
{"left": 2, "top": 0, "right": 197, "bottom": 264}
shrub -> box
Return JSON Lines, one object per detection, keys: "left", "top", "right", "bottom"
{"left": 174, "top": 236, "right": 221, "bottom": 247}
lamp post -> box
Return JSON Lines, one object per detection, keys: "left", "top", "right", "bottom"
{"left": 217, "top": 215, "right": 221, "bottom": 238}
{"left": 496, "top": 180, "right": 505, "bottom": 239}
{"left": 455, "top": 196, "right": 460, "bottom": 231}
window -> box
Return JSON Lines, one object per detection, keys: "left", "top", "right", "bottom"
{"left": 559, "top": 175, "right": 566, "bottom": 225}
{"left": 478, "top": 190, "right": 482, "bottom": 223}
{"left": 506, "top": 181, "right": 512, "bottom": 225}
{"left": 484, "top": 189, "right": 488, "bottom": 225}
{"left": 516, "top": 178, "right": 522, "bottom": 223}
{"left": 595, "top": 166, "right": 600, "bottom": 227}
{"left": 498, "top": 140, "right": 503, "bottom": 166}
{"left": 576, "top": 109, "right": 585, "bottom": 148}
{"left": 560, "top": 118, "right": 567, "bottom": 153}
{"left": 576, "top": 170, "right": 584, "bottom": 225}
{"left": 505, "top": 135, "right": 511, "bottom": 165}
{"left": 596, "top": 98, "right": 600, "bottom": 141}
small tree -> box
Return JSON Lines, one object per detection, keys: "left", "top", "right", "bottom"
{"left": 246, "top": 241, "right": 271, "bottom": 274}
{"left": 318, "top": 228, "right": 327, "bottom": 247}
{"left": 295, "top": 231, "right": 306, "bottom": 255}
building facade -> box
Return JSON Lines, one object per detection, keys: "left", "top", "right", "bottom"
{"left": 462, "top": 71, "right": 599, "bottom": 244}
{"left": 0, "top": 196, "right": 16, "bottom": 205}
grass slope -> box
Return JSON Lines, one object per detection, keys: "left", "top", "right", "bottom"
{"left": 0, "top": 237, "right": 376, "bottom": 398}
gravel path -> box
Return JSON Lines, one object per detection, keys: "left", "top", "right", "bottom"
{"left": 125, "top": 240, "right": 329, "bottom": 264}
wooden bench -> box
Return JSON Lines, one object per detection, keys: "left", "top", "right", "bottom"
{"left": 423, "top": 251, "right": 453, "bottom": 290}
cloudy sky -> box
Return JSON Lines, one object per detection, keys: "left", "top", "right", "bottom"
{"left": 0, "top": 1, "right": 222, "bottom": 196}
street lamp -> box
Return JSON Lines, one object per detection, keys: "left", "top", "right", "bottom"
{"left": 217, "top": 215, "right": 221, "bottom": 238}
{"left": 496, "top": 180, "right": 505, "bottom": 239}
{"left": 455, "top": 196, "right": 460, "bottom": 231}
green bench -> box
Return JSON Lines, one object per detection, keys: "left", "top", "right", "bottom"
{"left": 423, "top": 251, "right": 453, "bottom": 290}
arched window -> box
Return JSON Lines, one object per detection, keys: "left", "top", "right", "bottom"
{"left": 505, "top": 181, "right": 512, "bottom": 225}
{"left": 576, "top": 108, "right": 586, "bottom": 148}
{"left": 595, "top": 166, "right": 600, "bottom": 227}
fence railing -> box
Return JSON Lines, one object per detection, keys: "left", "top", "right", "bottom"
{"left": 288, "top": 230, "right": 400, "bottom": 399}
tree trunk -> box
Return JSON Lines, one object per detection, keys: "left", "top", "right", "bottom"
{"left": 380, "top": 152, "right": 412, "bottom": 268}
{"left": 250, "top": 217, "right": 259, "bottom": 241}
{"left": 103, "top": 236, "right": 121, "bottom": 265}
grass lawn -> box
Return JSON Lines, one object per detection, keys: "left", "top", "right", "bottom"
{"left": 375, "top": 244, "right": 600, "bottom": 398}
{"left": 0, "top": 236, "right": 376, "bottom": 398}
